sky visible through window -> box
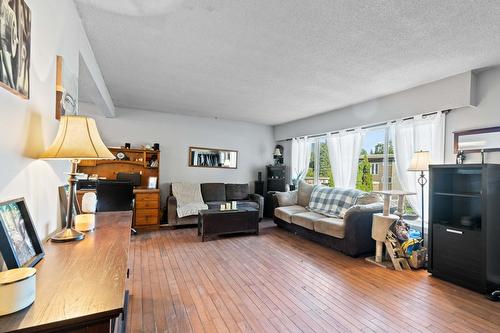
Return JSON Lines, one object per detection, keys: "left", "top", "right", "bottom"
{"left": 362, "top": 129, "right": 385, "bottom": 154}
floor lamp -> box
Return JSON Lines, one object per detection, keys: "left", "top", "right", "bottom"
{"left": 408, "top": 151, "right": 431, "bottom": 246}
{"left": 40, "top": 116, "right": 114, "bottom": 242}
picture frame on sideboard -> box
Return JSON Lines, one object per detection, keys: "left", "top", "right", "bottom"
{"left": 0, "top": 198, "right": 44, "bottom": 269}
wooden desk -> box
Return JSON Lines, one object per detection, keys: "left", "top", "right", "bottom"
{"left": 77, "top": 188, "right": 161, "bottom": 227}
{"left": 0, "top": 212, "right": 132, "bottom": 333}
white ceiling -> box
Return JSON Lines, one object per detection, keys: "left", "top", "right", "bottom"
{"left": 75, "top": 0, "right": 500, "bottom": 125}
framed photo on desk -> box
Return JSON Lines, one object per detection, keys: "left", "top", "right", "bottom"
{"left": 148, "top": 176, "right": 157, "bottom": 189}
{"left": 0, "top": 198, "right": 44, "bottom": 269}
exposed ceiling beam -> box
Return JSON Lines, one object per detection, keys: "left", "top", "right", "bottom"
{"left": 78, "top": 22, "right": 115, "bottom": 118}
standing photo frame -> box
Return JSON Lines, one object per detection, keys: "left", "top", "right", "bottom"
{"left": 0, "top": 198, "right": 44, "bottom": 269}
{"left": 148, "top": 176, "right": 158, "bottom": 189}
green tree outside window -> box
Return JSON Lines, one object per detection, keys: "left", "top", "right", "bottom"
{"left": 356, "top": 153, "right": 373, "bottom": 191}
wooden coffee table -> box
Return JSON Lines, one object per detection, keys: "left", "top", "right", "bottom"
{"left": 198, "top": 208, "right": 259, "bottom": 241}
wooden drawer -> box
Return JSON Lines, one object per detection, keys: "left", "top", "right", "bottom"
{"left": 136, "top": 193, "right": 159, "bottom": 201}
{"left": 135, "top": 200, "right": 159, "bottom": 209}
{"left": 135, "top": 209, "right": 159, "bottom": 225}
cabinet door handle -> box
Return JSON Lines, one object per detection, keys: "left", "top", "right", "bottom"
{"left": 446, "top": 229, "right": 463, "bottom": 235}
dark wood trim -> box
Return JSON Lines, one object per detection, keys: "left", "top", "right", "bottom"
{"left": 453, "top": 126, "right": 500, "bottom": 153}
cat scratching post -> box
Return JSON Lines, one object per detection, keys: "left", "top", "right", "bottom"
{"left": 372, "top": 213, "right": 399, "bottom": 263}
{"left": 366, "top": 190, "right": 415, "bottom": 269}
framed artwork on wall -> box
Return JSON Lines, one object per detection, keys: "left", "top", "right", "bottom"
{"left": 55, "top": 55, "right": 78, "bottom": 119}
{"left": 0, "top": 0, "right": 31, "bottom": 98}
{"left": 188, "top": 147, "right": 238, "bottom": 169}
{"left": 0, "top": 198, "right": 44, "bottom": 269}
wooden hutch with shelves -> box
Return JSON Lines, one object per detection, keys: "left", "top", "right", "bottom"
{"left": 77, "top": 147, "right": 161, "bottom": 228}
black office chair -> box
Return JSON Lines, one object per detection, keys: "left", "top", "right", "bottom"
{"left": 96, "top": 180, "right": 136, "bottom": 234}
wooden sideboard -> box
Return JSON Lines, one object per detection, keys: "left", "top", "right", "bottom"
{"left": 77, "top": 188, "right": 160, "bottom": 228}
{"left": 0, "top": 211, "right": 132, "bottom": 333}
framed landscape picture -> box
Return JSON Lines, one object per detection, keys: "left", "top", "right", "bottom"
{"left": 0, "top": 198, "right": 44, "bottom": 269}
{"left": 0, "top": 0, "right": 31, "bottom": 98}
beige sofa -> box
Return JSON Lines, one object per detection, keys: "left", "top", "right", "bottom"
{"left": 273, "top": 181, "right": 383, "bottom": 257}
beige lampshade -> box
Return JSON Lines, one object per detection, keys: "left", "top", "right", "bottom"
{"left": 408, "top": 151, "right": 431, "bottom": 171}
{"left": 40, "top": 116, "right": 115, "bottom": 160}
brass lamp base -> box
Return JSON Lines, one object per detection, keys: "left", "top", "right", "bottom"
{"left": 50, "top": 227, "right": 85, "bottom": 242}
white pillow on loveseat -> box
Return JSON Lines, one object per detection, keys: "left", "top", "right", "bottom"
{"left": 275, "top": 190, "right": 298, "bottom": 207}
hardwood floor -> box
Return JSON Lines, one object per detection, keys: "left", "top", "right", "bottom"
{"left": 126, "top": 220, "right": 500, "bottom": 333}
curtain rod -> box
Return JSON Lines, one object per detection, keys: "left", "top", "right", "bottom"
{"left": 279, "top": 109, "right": 451, "bottom": 142}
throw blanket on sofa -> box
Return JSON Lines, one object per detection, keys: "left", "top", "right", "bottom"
{"left": 308, "top": 186, "right": 363, "bottom": 217}
{"left": 172, "top": 182, "right": 208, "bottom": 218}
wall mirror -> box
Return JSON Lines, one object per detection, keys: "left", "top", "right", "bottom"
{"left": 189, "top": 147, "right": 238, "bottom": 169}
{"left": 454, "top": 126, "right": 500, "bottom": 153}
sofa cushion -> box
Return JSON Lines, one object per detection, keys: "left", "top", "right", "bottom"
{"left": 313, "top": 217, "right": 346, "bottom": 239}
{"left": 308, "top": 186, "right": 364, "bottom": 217}
{"left": 225, "top": 184, "right": 249, "bottom": 200}
{"left": 291, "top": 211, "right": 325, "bottom": 230}
{"left": 274, "top": 205, "right": 307, "bottom": 223}
{"left": 275, "top": 190, "right": 298, "bottom": 207}
{"left": 236, "top": 200, "right": 259, "bottom": 210}
{"left": 297, "top": 180, "right": 314, "bottom": 207}
{"left": 206, "top": 200, "right": 259, "bottom": 211}
{"left": 201, "top": 183, "right": 226, "bottom": 202}
{"left": 342, "top": 202, "right": 384, "bottom": 219}
{"left": 205, "top": 201, "right": 226, "bottom": 210}
{"left": 356, "top": 192, "right": 382, "bottom": 205}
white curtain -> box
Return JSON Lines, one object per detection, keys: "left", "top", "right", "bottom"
{"left": 391, "top": 112, "right": 445, "bottom": 220}
{"left": 326, "top": 129, "right": 364, "bottom": 188}
{"left": 291, "top": 137, "right": 311, "bottom": 181}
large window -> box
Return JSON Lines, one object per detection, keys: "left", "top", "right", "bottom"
{"left": 357, "top": 127, "right": 385, "bottom": 191}
{"left": 356, "top": 126, "right": 415, "bottom": 216}
{"left": 305, "top": 138, "right": 334, "bottom": 186}
{"left": 305, "top": 141, "right": 316, "bottom": 184}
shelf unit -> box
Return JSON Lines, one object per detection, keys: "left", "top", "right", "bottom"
{"left": 264, "top": 165, "right": 287, "bottom": 218}
{"left": 266, "top": 165, "right": 286, "bottom": 192}
{"left": 428, "top": 164, "right": 500, "bottom": 294}
{"left": 433, "top": 192, "right": 481, "bottom": 198}
{"left": 78, "top": 147, "right": 160, "bottom": 189}
{"left": 77, "top": 147, "right": 161, "bottom": 228}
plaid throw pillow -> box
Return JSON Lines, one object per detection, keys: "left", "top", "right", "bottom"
{"left": 308, "top": 186, "right": 364, "bottom": 218}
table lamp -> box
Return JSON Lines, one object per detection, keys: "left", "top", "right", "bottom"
{"left": 408, "top": 150, "right": 431, "bottom": 245}
{"left": 40, "top": 116, "right": 114, "bottom": 242}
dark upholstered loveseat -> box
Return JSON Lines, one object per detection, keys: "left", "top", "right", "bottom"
{"left": 167, "top": 183, "right": 264, "bottom": 226}
{"left": 273, "top": 182, "right": 383, "bottom": 257}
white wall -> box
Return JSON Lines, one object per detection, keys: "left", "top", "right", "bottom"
{"left": 445, "top": 67, "right": 500, "bottom": 164}
{"left": 277, "top": 68, "right": 500, "bottom": 168}
{"left": 0, "top": 0, "right": 108, "bottom": 246}
{"left": 80, "top": 103, "right": 275, "bottom": 206}
{"left": 274, "top": 71, "right": 477, "bottom": 141}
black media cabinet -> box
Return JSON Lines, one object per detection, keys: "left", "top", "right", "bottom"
{"left": 429, "top": 164, "right": 500, "bottom": 294}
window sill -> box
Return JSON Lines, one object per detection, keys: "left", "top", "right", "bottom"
{"left": 403, "top": 219, "right": 426, "bottom": 231}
